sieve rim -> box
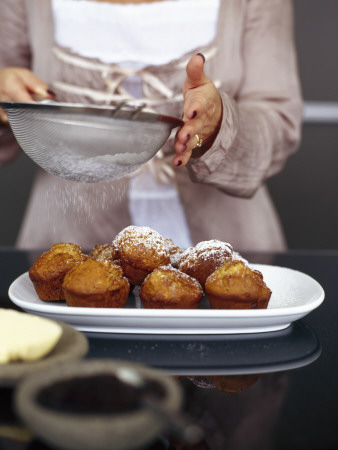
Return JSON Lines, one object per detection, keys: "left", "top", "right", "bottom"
{"left": 0, "top": 101, "right": 183, "bottom": 128}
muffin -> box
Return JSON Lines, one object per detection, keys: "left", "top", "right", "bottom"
{"left": 114, "top": 226, "right": 170, "bottom": 286}
{"left": 88, "top": 242, "right": 120, "bottom": 264}
{"left": 140, "top": 266, "right": 203, "bottom": 309}
{"left": 29, "top": 243, "right": 87, "bottom": 301}
{"left": 178, "top": 240, "right": 233, "bottom": 288}
{"left": 205, "top": 259, "right": 272, "bottom": 309}
{"left": 62, "top": 259, "right": 130, "bottom": 308}
{"left": 163, "top": 238, "right": 184, "bottom": 268}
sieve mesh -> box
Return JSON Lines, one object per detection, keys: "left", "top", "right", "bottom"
{"left": 0, "top": 101, "right": 182, "bottom": 183}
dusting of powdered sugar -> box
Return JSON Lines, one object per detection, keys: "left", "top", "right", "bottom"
{"left": 232, "top": 251, "right": 248, "bottom": 265}
{"left": 44, "top": 177, "right": 128, "bottom": 234}
{"left": 179, "top": 240, "right": 233, "bottom": 268}
{"left": 51, "top": 148, "right": 152, "bottom": 183}
{"left": 114, "top": 225, "right": 169, "bottom": 258}
{"left": 143, "top": 264, "right": 204, "bottom": 295}
{"left": 158, "top": 264, "right": 202, "bottom": 284}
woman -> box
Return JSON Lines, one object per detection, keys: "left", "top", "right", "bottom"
{"left": 0, "top": 0, "right": 302, "bottom": 251}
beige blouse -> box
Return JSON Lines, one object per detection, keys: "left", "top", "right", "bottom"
{"left": 0, "top": 0, "right": 303, "bottom": 251}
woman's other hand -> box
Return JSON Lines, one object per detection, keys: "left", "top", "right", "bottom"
{"left": 173, "top": 53, "right": 222, "bottom": 167}
{"left": 0, "top": 67, "right": 55, "bottom": 124}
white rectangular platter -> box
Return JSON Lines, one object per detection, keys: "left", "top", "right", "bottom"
{"left": 8, "top": 265, "right": 325, "bottom": 334}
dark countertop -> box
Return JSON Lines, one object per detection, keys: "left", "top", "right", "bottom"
{"left": 1, "top": 248, "right": 337, "bottom": 449}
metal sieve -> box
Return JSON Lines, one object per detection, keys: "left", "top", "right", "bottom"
{"left": 0, "top": 101, "right": 183, "bottom": 183}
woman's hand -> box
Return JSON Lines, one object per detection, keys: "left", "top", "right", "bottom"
{"left": 0, "top": 67, "right": 54, "bottom": 124}
{"left": 173, "top": 53, "right": 222, "bottom": 167}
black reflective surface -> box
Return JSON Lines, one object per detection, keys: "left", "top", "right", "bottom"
{"left": 86, "top": 321, "right": 321, "bottom": 376}
{"left": 1, "top": 249, "right": 338, "bottom": 449}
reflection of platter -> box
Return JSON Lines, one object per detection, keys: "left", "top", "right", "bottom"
{"left": 0, "top": 321, "right": 88, "bottom": 386}
{"left": 86, "top": 320, "right": 321, "bottom": 376}
{"left": 9, "top": 265, "right": 324, "bottom": 335}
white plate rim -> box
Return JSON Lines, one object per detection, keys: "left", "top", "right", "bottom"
{"left": 8, "top": 265, "right": 325, "bottom": 334}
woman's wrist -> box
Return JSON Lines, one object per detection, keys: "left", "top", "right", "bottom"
{"left": 190, "top": 102, "right": 223, "bottom": 158}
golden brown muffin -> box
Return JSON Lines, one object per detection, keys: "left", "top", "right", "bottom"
{"left": 62, "top": 259, "right": 130, "bottom": 308}
{"left": 140, "top": 265, "right": 203, "bottom": 309}
{"left": 205, "top": 259, "right": 272, "bottom": 309}
{"left": 88, "top": 242, "right": 120, "bottom": 264}
{"left": 163, "top": 238, "right": 184, "bottom": 268}
{"left": 29, "top": 243, "right": 87, "bottom": 301}
{"left": 114, "top": 226, "right": 170, "bottom": 286}
{"left": 178, "top": 240, "right": 233, "bottom": 288}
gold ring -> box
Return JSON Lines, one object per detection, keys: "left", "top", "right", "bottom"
{"left": 195, "top": 134, "right": 203, "bottom": 148}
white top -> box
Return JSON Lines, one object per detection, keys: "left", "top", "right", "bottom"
{"left": 52, "top": 0, "right": 220, "bottom": 69}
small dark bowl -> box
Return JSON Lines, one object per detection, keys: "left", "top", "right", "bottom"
{"left": 15, "top": 359, "right": 182, "bottom": 450}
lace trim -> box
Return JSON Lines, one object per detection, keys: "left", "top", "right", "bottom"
{"left": 52, "top": 45, "right": 220, "bottom": 105}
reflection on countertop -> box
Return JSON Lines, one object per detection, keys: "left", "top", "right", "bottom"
{"left": 86, "top": 320, "right": 321, "bottom": 376}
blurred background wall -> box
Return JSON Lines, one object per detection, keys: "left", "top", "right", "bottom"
{"left": 0, "top": 0, "right": 337, "bottom": 248}
{"left": 267, "top": 0, "right": 338, "bottom": 249}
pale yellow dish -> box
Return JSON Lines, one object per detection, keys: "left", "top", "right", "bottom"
{"left": 0, "top": 309, "right": 62, "bottom": 363}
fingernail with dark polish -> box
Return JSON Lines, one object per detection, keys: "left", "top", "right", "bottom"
{"left": 176, "top": 160, "right": 182, "bottom": 167}
{"left": 47, "top": 89, "right": 56, "bottom": 98}
{"left": 196, "top": 53, "right": 206, "bottom": 63}
{"left": 191, "top": 111, "right": 197, "bottom": 119}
